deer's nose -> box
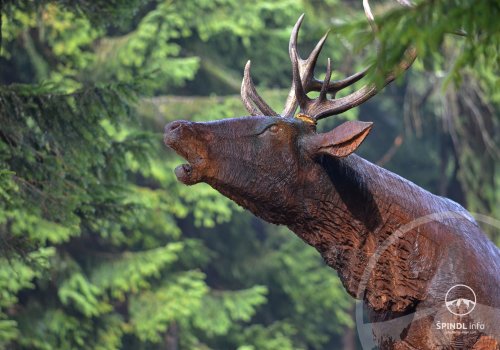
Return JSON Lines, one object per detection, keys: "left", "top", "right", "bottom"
{"left": 164, "top": 120, "right": 189, "bottom": 133}
{"left": 164, "top": 120, "right": 191, "bottom": 147}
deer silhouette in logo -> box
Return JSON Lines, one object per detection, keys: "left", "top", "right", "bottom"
{"left": 164, "top": 7, "right": 500, "bottom": 350}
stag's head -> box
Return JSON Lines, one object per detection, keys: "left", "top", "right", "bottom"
{"left": 164, "top": 13, "right": 415, "bottom": 224}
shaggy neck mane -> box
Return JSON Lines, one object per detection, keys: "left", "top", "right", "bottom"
{"left": 289, "top": 154, "right": 449, "bottom": 313}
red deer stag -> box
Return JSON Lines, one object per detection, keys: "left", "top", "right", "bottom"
{"left": 164, "top": 9, "right": 500, "bottom": 350}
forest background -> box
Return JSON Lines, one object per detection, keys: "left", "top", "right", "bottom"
{"left": 0, "top": 0, "right": 498, "bottom": 349}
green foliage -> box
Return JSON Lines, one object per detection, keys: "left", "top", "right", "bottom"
{"left": 1, "top": 0, "right": 147, "bottom": 28}
{"left": 91, "top": 243, "right": 185, "bottom": 299}
{"left": 129, "top": 271, "right": 208, "bottom": 343}
{"left": 90, "top": 1, "right": 201, "bottom": 92}
{"left": 337, "top": 0, "right": 499, "bottom": 86}
{"left": 236, "top": 322, "right": 301, "bottom": 350}
{"left": 0, "top": 248, "right": 54, "bottom": 347}
{"left": 1, "top": 2, "right": 358, "bottom": 348}
{"left": 192, "top": 286, "right": 268, "bottom": 336}
{"left": 59, "top": 272, "right": 108, "bottom": 317}
{"left": 270, "top": 235, "right": 353, "bottom": 345}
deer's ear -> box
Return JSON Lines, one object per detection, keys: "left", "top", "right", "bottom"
{"left": 305, "top": 121, "right": 373, "bottom": 158}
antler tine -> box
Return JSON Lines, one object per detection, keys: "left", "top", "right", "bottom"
{"left": 241, "top": 60, "right": 279, "bottom": 117}
{"left": 319, "top": 58, "right": 333, "bottom": 101}
{"left": 241, "top": 61, "right": 261, "bottom": 116}
{"left": 288, "top": 14, "right": 305, "bottom": 62}
{"left": 282, "top": 15, "right": 329, "bottom": 117}
{"left": 317, "top": 67, "right": 369, "bottom": 97}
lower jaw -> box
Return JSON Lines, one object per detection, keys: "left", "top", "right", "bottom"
{"left": 174, "top": 164, "right": 200, "bottom": 185}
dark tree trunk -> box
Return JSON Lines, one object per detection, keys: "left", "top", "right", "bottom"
{"left": 164, "top": 321, "right": 179, "bottom": 350}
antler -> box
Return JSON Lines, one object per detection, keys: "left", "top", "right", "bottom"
{"left": 293, "top": 1, "right": 416, "bottom": 121}
{"left": 281, "top": 14, "right": 369, "bottom": 118}
{"left": 241, "top": 61, "right": 279, "bottom": 116}
{"left": 240, "top": 1, "right": 416, "bottom": 121}
{"left": 240, "top": 14, "right": 367, "bottom": 118}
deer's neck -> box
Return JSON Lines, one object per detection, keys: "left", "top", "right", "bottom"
{"left": 290, "top": 154, "right": 444, "bottom": 313}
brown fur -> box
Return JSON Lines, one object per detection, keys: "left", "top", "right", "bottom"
{"left": 164, "top": 115, "right": 500, "bottom": 349}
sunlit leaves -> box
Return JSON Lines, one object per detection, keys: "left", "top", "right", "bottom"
{"left": 129, "top": 271, "right": 208, "bottom": 342}
{"left": 59, "top": 273, "right": 110, "bottom": 317}
{"left": 0, "top": 248, "right": 55, "bottom": 309}
{"left": 192, "top": 286, "right": 268, "bottom": 336}
{"left": 90, "top": 243, "right": 184, "bottom": 299}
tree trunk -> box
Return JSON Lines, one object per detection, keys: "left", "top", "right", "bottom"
{"left": 164, "top": 321, "right": 179, "bottom": 350}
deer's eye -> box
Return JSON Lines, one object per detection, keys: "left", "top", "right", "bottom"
{"left": 268, "top": 124, "right": 280, "bottom": 133}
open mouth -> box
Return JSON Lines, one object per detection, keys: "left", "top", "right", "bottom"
{"left": 174, "top": 163, "right": 194, "bottom": 184}
{"left": 172, "top": 157, "right": 204, "bottom": 185}
{"left": 164, "top": 134, "right": 203, "bottom": 185}
{"left": 164, "top": 120, "right": 205, "bottom": 185}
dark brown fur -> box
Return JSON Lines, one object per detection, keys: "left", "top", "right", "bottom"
{"left": 164, "top": 115, "right": 500, "bottom": 349}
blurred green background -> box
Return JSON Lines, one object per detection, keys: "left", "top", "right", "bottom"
{"left": 0, "top": 0, "right": 498, "bottom": 349}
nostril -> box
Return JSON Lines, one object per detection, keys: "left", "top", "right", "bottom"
{"left": 165, "top": 120, "right": 181, "bottom": 132}
{"left": 165, "top": 120, "right": 185, "bottom": 133}
{"left": 164, "top": 120, "right": 191, "bottom": 147}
